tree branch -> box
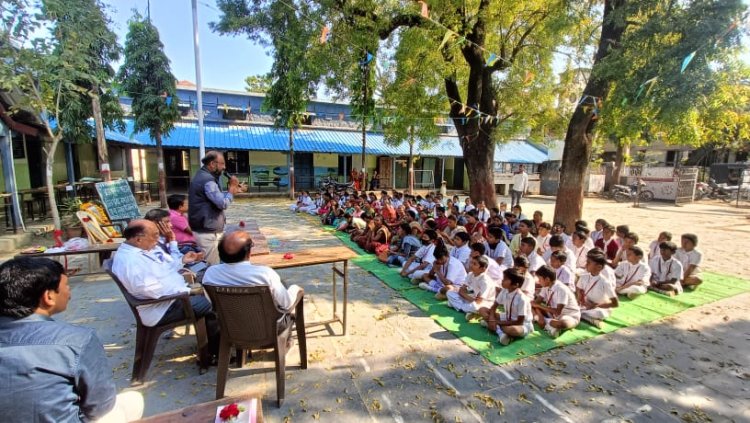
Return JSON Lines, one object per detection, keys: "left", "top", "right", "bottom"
{"left": 378, "top": 13, "right": 423, "bottom": 39}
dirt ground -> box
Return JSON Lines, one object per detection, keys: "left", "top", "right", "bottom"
{"left": 6, "top": 195, "right": 749, "bottom": 422}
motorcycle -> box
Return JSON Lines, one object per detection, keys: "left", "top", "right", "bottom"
{"left": 319, "top": 176, "right": 354, "bottom": 193}
{"left": 706, "top": 178, "right": 738, "bottom": 202}
{"left": 693, "top": 181, "right": 709, "bottom": 200}
{"left": 612, "top": 181, "right": 655, "bottom": 203}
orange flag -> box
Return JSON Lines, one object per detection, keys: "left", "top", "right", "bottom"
{"left": 523, "top": 71, "right": 535, "bottom": 85}
{"left": 418, "top": 1, "right": 429, "bottom": 18}
{"left": 320, "top": 26, "right": 331, "bottom": 44}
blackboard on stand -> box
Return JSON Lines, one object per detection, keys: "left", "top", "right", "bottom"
{"left": 95, "top": 179, "right": 141, "bottom": 222}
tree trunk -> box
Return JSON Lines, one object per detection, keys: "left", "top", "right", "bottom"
{"left": 91, "top": 90, "right": 110, "bottom": 182}
{"left": 155, "top": 131, "right": 167, "bottom": 208}
{"left": 462, "top": 131, "right": 497, "bottom": 207}
{"left": 553, "top": 0, "right": 627, "bottom": 230}
{"left": 289, "top": 126, "right": 295, "bottom": 200}
{"left": 45, "top": 136, "right": 63, "bottom": 229}
{"left": 612, "top": 140, "right": 629, "bottom": 187}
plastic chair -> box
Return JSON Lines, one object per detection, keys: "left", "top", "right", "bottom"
{"left": 204, "top": 285, "right": 307, "bottom": 407}
{"left": 103, "top": 259, "right": 210, "bottom": 384}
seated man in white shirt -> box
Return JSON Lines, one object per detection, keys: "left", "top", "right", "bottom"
{"left": 202, "top": 231, "right": 303, "bottom": 313}
{"left": 112, "top": 220, "right": 219, "bottom": 358}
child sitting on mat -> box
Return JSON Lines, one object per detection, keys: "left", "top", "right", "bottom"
{"left": 532, "top": 265, "right": 581, "bottom": 338}
{"left": 675, "top": 233, "right": 703, "bottom": 291}
{"left": 446, "top": 255, "right": 496, "bottom": 317}
{"left": 479, "top": 268, "right": 534, "bottom": 346}
{"left": 614, "top": 246, "right": 651, "bottom": 299}
{"left": 576, "top": 252, "right": 619, "bottom": 328}
{"left": 649, "top": 241, "right": 684, "bottom": 296}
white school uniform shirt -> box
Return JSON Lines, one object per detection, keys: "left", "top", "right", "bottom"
{"left": 476, "top": 208, "right": 490, "bottom": 223}
{"left": 526, "top": 251, "right": 544, "bottom": 273}
{"left": 601, "top": 265, "right": 616, "bottom": 288}
{"left": 450, "top": 244, "right": 472, "bottom": 268}
{"left": 482, "top": 254, "right": 506, "bottom": 288}
{"left": 649, "top": 256, "right": 683, "bottom": 284}
{"left": 554, "top": 265, "right": 575, "bottom": 291}
{"left": 538, "top": 281, "right": 580, "bottom": 320}
{"left": 572, "top": 245, "right": 591, "bottom": 269}
{"left": 615, "top": 261, "right": 651, "bottom": 288}
{"left": 520, "top": 271, "right": 536, "bottom": 298}
{"left": 111, "top": 243, "right": 190, "bottom": 327}
{"left": 544, "top": 247, "right": 576, "bottom": 271}
{"left": 536, "top": 234, "right": 551, "bottom": 255}
{"left": 484, "top": 241, "right": 514, "bottom": 267}
{"left": 576, "top": 272, "right": 617, "bottom": 305}
{"left": 203, "top": 261, "right": 301, "bottom": 312}
{"left": 495, "top": 288, "right": 532, "bottom": 323}
{"left": 464, "top": 271, "right": 496, "bottom": 308}
{"left": 675, "top": 248, "right": 702, "bottom": 279}
{"left": 590, "top": 230, "right": 603, "bottom": 244}
{"left": 415, "top": 243, "right": 437, "bottom": 265}
{"left": 463, "top": 204, "right": 476, "bottom": 213}
{"left": 440, "top": 256, "right": 469, "bottom": 286}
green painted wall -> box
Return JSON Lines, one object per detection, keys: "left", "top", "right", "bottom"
{"left": 315, "top": 153, "right": 338, "bottom": 167}
{"left": 76, "top": 143, "right": 99, "bottom": 178}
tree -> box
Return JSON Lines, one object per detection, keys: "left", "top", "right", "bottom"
{"left": 215, "top": 1, "right": 322, "bottom": 199}
{"left": 244, "top": 73, "right": 272, "bottom": 93}
{"left": 117, "top": 12, "right": 180, "bottom": 208}
{"left": 554, "top": 0, "right": 746, "bottom": 229}
{"left": 0, "top": 0, "right": 121, "bottom": 229}
{"left": 45, "top": 0, "right": 123, "bottom": 182}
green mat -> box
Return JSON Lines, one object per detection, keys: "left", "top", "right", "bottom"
{"left": 324, "top": 227, "right": 750, "bottom": 364}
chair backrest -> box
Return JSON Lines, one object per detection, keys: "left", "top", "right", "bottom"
{"left": 203, "top": 285, "right": 283, "bottom": 349}
{"left": 102, "top": 258, "right": 146, "bottom": 327}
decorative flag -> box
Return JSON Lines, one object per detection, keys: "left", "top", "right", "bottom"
{"left": 439, "top": 30, "right": 455, "bottom": 50}
{"left": 362, "top": 52, "right": 374, "bottom": 65}
{"left": 680, "top": 51, "right": 696, "bottom": 73}
{"left": 418, "top": 1, "right": 429, "bottom": 18}
{"left": 486, "top": 53, "right": 498, "bottom": 67}
{"left": 523, "top": 71, "right": 535, "bottom": 85}
{"left": 320, "top": 26, "right": 331, "bottom": 44}
{"left": 165, "top": 96, "right": 172, "bottom": 106}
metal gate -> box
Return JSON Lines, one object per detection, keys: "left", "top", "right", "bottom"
{"left": 675, "top": 167, "right": 699, "bottom": 205}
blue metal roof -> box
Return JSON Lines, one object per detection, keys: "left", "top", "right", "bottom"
{"left": 106, "top": 119, "right": 548, "bottom": 164}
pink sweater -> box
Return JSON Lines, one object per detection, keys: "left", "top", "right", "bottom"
{"left": 169, "top": 209, "right": 195, "bottom": 243}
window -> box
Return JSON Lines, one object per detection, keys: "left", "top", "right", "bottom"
{"left": 225, "top": 151, "right": 249, "bottom": 174}
{"left": 665, "top": 150, "right": 677, "bottom": 166}
{"left": 181, "top": 150, "right": 190, "bottom": 171}
{"left": 11, "top": 133, "right": 25, "bottom": 159}
{"left": 220, "top": 107, "right": 248, "bottom": 121}
{"left": 106, "top": 146, "right": 125, "bottom": 171}
{"left": 178, "top": 101, "right": 192, "bottom": 117}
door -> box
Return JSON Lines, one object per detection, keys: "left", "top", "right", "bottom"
{"left": 294, "top": 153, "right": 314, "bottom": 189}
{"left": 24, "top": 136, "right": 45, "bottom": 188}
{"left": 164, "top": 149, "right": 191, "bottom": 191}
{"left": 378, "top": 156, "right": 393, "bottom": 189}
{"left": 453, "top": 158, "right": 465, "bottom": 190}
{"left": 338, "top": 155, "right": 352, "bottom": 182}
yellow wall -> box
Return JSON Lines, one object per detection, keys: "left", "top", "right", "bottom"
{"left": 145, "top": 150, "right": 159, "bottom": 183}
{"left": 77, "top": 143, "right": 99, "bottom": 178}
{"left": 315, "top": 153, "right": 338, "bottom": 167}
{"left": 250, "top": 151, "right": 288, "bottom": 166}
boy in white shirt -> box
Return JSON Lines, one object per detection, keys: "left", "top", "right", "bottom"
{"left": 479, "top": 268, "right": 534, "bottom": 346}
{"left": 576, "top": 252, "right": 619, "bottom": 328}
{"left": 550, "top": 251, "right": 575, "bottom": 291}
{"left": 544, "top": 235, "right": 575, "bottom": 272}
{"left": 532, "top": 265, "right": 581, "bottom": 338}
{"left": 611, "top": 232, "right": 639, "bottom": 268}
{"left": 649, "top": 241, "right": 684, "bottom": 296}
{"left": 514, "top": 256, "right": 536, "bottom": 298}
{"left": 509, "top": 219, "right": 533, "bottom": 256}
{"left": 518, "top": 236, "right": 544, "bottom": 274}
{"left": 450, "top": 232, "right": 472, "bottom": 270}
{"left": 447, "top": 256, "right": 496, "bottom": 315}
{"left": 648, "top": 231, "right": 672, "bottom": 261}
{"left": 536, "top": 222, "right": 552, "bottom": 256}
{"left": 418, "top": 240, "right": 468, "bottom": 300}
{"left": 469, "top": 243, "right": 506, "bottom": 290}
{"left": 675, "top": 233, "right": 702, "bottom": 290}
{"left": 614, "top": 246, "right": 651, "bottom": 299}
{"left": 571, "top": 231, "right": 591, "bottom": 270}
{"left": 484, "top": 227, "right": 514, "bottom": 267}
{"left": 475, "top": 201, "right": 491, "bottom": 223}
{"left": 400, "top": 230, "right": 438, "bottom": 280}
{"left": 463, "top": 198, "right": 476, "bottom": 213}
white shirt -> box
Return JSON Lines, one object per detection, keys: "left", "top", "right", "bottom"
{"left": 415, "top": 243, "right": 437, "bottom": 264}
{"left": 554, "top": 265, "right": 575, "bottom": 291}
{"left": 464, "top": 271, "right": 496, "bottom": 308}
{"left": 450, "top": 244, "right": 472, "bottom": 268}
{"left": 675, "top": 248, "right": 702, "bottom": 278}
{"left": 648, "top": 240, "right": 660, "bottom": 260}
{"left": 649, "top": 256, "right": 683, "bottom": 284}
{"left": 476, "top": 208, "right": 490, "bottom": 223}
{"left": 544, "top": 247, "right": 576, "bottom": 271}
{"left": 112, "top": 243, "right": 189, "bottom": 327}
{"left": 512, "top": 171, "right": 528, "bottom": 192}
{"left": 526, "top": 251, "right": 544, "bottom": 273}
{"left": 520, "top": 271, "right": 536, "bottom": 298}
{"left": 590, "top": 230, "right": 603, "bottom": 244}
{"left": 482, "top": 254, "right": 506, "bottom": 287}
{"left": 577, "top": 272, "right": 617, "bottom": 305}
{"left": 203, "top": 261, "right": 301, "bottom": 312}
{"left": 615, "top": 261, "right": 651, "bottom": 288}
{"left": 536, "top": 234, "right": 551, "bottom": 255}
{"left": 435, "top": 256, "right": 468, "bottom": 286}
{"left": 572, "top": 245, "right": 591, "bottom": 269}
{"left": 463, "top": 204, "right": 476, "bottom": 213}
{"left": 484, "top": 241, "right": 514, "bottom": 267}
{"left": 495, "top": 288, "right": 532, "bottom": 323}
{"left": 538, "top": 281, "right": 580, "bottom": 320}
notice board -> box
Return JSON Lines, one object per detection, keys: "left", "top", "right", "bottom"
{"left": 95, "top": 179, "right": 141, "bottom": 222}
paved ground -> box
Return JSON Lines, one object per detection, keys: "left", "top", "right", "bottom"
{"left": 18, "top": 196, "right": 750, "bottom": 422}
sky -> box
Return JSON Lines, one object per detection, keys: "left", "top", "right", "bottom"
{"left": 102, "top": 0, "right": 750, "bottom": 94}
{"left": 102, "top": 0, "right": 272, "bottom": 91}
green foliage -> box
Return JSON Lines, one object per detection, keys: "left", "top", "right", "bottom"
{"left": 598, "top": 0, "right": 747, "bottom": 147}
{"left": 244, "top": 74, "right": 272, "bottom": 93}
{"left": 117, "top": 12, "right": 180, "bottom": 140}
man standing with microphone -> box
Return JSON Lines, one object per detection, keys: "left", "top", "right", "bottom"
{"left": 189, "top": 151, "right": 241, "bottom": 264}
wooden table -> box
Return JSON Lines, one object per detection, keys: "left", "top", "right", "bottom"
{"left": 14, "top": 241, "right": 122, "bottom": 275}
{"left": 135, "top": 392, "right": 263, "bottom": 423}
{"left": 250, "top": 246, "right": 358, "bottom": 335}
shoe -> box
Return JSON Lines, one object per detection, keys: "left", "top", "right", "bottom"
{"left": 498, "top": 333, "right": 511, "bottom": 346}
{"left": 434, "top": 292, "right": 447, "bottom": 301}
{"left": 627, "top": 292, "right": 639, "bottom": 300}
{"left": 649, "top": 287, "right": 676, "bottom": 297}
{"left": 545, "top": 324, "right": 560, "bottom": 338}
{"left": 590, "top": 319, "right": 603, "bottom": 329}
{"left": 479, "top": 320, "right": 488, "bottom": 328}
{"left": 418, "top": 282, "right": 430, "bottom": 290}
{"left": 465, "top": 312, "right": 480, "bottom": 322}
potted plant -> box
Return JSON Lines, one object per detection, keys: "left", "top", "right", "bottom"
{"left": 58, "top": 197, "right": 83, "bottom": 239}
